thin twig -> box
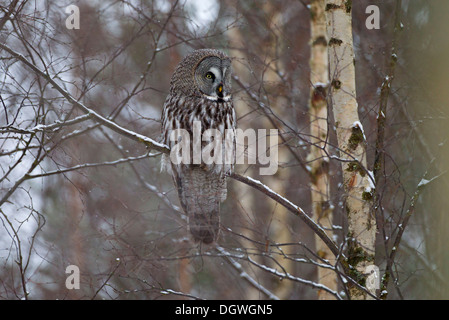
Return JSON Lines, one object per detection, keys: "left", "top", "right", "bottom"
{"left": 0, "top": 42, "right": 170, "bottom": 154}
{"left": 228, "top": 172, "right": 341, "bottom": 260}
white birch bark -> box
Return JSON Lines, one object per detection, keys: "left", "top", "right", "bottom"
{"left": 324, "top": 0, "right": 377, "bottom": 299}
{"left": 307, "top": 0, "right": 337, "bottom": 300}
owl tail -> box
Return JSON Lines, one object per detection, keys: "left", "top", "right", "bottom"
{"left": 174, "top": 166, "right": 227, "bottom": 244}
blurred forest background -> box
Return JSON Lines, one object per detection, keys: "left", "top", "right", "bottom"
{"left": 1, "top": 0, "right": 449, "bottom": 299}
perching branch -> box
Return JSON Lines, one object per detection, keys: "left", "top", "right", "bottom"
{"left": 0, "top": 42, "right": 170, "bottom": 155}
{"left": 228, "top": 172, "right": 341, "bottom": 260}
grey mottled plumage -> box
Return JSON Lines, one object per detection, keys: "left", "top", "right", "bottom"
{"left": 161, "top": 49, "right": 236, "bottom": 244}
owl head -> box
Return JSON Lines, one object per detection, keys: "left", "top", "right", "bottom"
{"left": 170, "top": 49, "right": 232, "bottom": 102}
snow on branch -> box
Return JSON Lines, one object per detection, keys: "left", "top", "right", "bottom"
{"left": 228, "top": 172, "right": 341, "bottom": 260}
{"left": 215, "top": 246, "right": 342, "bottom": 300}
{"left": 24, "top": 153, "right": 160, "bottom": 180}
{"left": 0, "top": 43, "right": 170, "bottom": 155}
{"left": 0, "top": 113, "right": 93, "bottom": 135}
{"left": 216, "top": 246, "right": 280, "bottom": 300}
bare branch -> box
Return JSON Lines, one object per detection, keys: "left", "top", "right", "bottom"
{"left": 228, "top": 172, "right": 341, "bottom": 259}
{"left": 0, "top": 43, "right": 170, "bottom": 154}
{"left": 216, "top": 246, "right": 280, "bottom": 300}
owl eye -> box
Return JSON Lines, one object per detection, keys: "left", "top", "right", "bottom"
{"left": 205, "top": 72, "right": 215, "bottom": 80}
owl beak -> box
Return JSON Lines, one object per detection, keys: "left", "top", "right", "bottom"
{"left": 217, "top": 83, "right": 224, "bottom": 98}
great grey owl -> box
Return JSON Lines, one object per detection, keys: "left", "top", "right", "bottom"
{"left": 161, "top": 49, "right": 236, "bottom": 244}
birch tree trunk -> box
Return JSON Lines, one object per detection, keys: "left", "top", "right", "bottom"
{"left": 307, "top": 0, "right": 337, "bottom": 300}
{"left": 324, "top": 0, "right": 377, "bottom": 299}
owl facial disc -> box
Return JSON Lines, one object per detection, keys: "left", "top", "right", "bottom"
{"left": 194, "top": 56, "right": 231, "bottom": 102}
